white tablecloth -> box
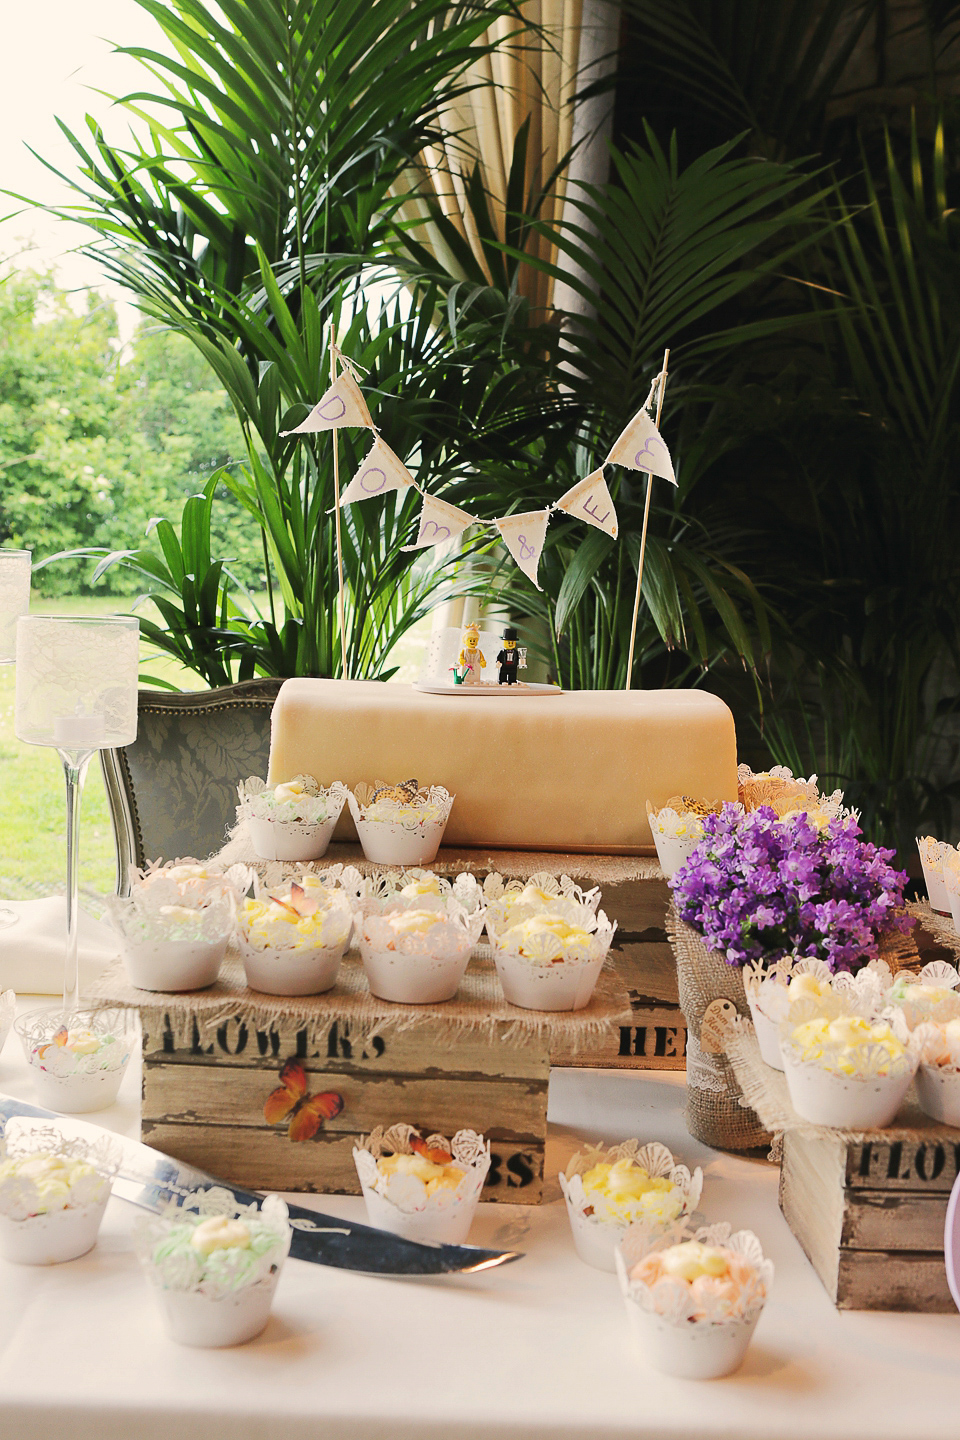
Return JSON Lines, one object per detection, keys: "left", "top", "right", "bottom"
{"left": 2, "top": 997, "right": 959, "bottom": 1440}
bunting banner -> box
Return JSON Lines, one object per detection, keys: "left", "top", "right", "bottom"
{"left": 554, "top": 468, "right": 618, "bottom": 539}
{"left": 495, "top": 509, "right": 551, "bottom": 591}
{"left": 605, "top": 408, "right": 676, "bottom": 485}
{"left": 281, "top": 370, "right": 375, "bottom": 436}
{"left": 403, "top": 494, "right": 476, "bottom": 551}
{"left": 339, "top": 436, "right": 417, "bottom": 506}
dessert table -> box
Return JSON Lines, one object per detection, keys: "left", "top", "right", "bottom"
{"left": 2, "top": 996, "right": 959, "bottom": 1440}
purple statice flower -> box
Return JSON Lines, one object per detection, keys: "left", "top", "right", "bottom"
{"left": 670, "top": 804, "right": 912, "bottom": 972}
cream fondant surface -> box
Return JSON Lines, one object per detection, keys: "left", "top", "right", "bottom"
{"left": 267, "top": 679, "right": 737, "bottom": 854}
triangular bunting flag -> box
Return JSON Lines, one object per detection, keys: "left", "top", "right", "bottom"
{"left": 605, "top": 409, "right": 676, "bottom": 484}
{"left": 495, "top": 509, "right": 550, "bottom": 590}
{"left": 403, "top": 494, "right": 476, "bottom": 551}
{"left": 281, "top": 370, "right": 374, "bottom": 435}
{"left": 554, "top": 468, "right": 618, "bottom": 538}
{"left": 339, "top": 437, "right": 417, "bottom": 506}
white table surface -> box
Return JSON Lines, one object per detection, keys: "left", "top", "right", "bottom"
{"left": 2, "top": 996, "right": 959, "bottom": 1440}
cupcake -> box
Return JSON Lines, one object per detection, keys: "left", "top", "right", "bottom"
{"left": 15, "top": 1007, "right": 137, "bottom": 1114}
{"left": 134, "top": 1191, "right": 291, "bottom": 1347}
{"left": 238, "top": 775, "right": 348, "bottom": 862}
{"left": 887, "top": 961, "right": 960, "bottom": 1030}
{"left": 0, "top": 988, "right": 13, "bottom": 1058}
{"left": 911, "top": 1019, "right": 960, "bottom": 1126}
{"left": 347, "top": 780, "right": 454, "bottom": 865}
{"left": 481, "top": 871, "right": 601, "bottom": 935}
{"left": 645, "top": 797, "right": 721, "bottom": 879}
{"left": 352, "top": 888, "right": 485, "bottom": 1004}
{"left": 105, "top": 861, "right": 251, "bottom": 993}
{"left": 616, "top": 1222, "right": 773, "bottom": 1379}
{"left": 486, "top": 897, "right": 615, "bottom": 1011}
{"left": 940, "top": 845, "right": 960, "bottom": 932}
{"left": 779, "top": 999, "right": 917, "bottom": 1127}
{"left": 917, "top": 835, "right": 950, "bottom": 914}
{"left": 237, "top": 875, "right": 353, "bottom": 996}
{"left": 0, "top": 1126, "right": 120, "bottom": 1265}
{"left": 559, "top": 1140, "right": 702, "bottom": 1272}
{"left": 744, "top": 957, "right": 892, "bottom": 1072}
{"left": 353, "top": 1123, "right": 490, "bottom": 1244}
{"left": 351, "top": 867, "right": 484, "bottom": 915}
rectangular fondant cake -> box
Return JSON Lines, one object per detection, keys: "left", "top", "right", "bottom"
{"left": 267, "top": 679, "right": 738, "bottom": 854}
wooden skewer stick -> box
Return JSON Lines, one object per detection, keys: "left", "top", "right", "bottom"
{"left": 624, "top": 347, "right": 670, "bottom": 691}
{"left": 330, "top": 331, "right": 348, "bottom": 681}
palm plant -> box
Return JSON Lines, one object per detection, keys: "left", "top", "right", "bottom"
{"left": 711, "top": 118, "right": 960, "bottom": 849}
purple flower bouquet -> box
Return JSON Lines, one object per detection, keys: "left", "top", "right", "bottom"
{"left": 671, "top": 805, "right": 912, "bottom": 974}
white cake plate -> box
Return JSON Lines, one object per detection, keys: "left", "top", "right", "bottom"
{"left": 413, "top": 681, "right": 563, "bottom": 697}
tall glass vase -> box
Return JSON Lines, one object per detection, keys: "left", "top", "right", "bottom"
{"left": 0, "top": 550, "right": 32, "bottom": 929}
{"left": 15, "top": 616, "right": 139, "bottom": 1010}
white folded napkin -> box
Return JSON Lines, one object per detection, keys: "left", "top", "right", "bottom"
{"left": 0, "top": 897, "right": 121, "bottom": 995}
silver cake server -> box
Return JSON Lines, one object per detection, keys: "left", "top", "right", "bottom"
{"left": 0, "top": 1093, "right": 522, "bottom": 1276}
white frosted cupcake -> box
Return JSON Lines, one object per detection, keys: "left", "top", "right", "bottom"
{"left": 353, "top": 1124, "right": 490, "bottom": 1245}
{"left": 239, "top": 775, "right": 348, "bottom": 862}
{"left": 348, "top": 780, "right": 454, "bottom": 865}
{"left": 887, "top": 961, "right": 960, "bottom": 1030}
{"left": 0, "top": 1126, "right": 120, "bottom": 1265}
{"left": 616, "top": 1222, "right": 773, "bottom": 1379}
{"left": 918, "top": 836, "right": 950, "bottom": 914}
{"left": 353, "top": 890, "right": 484, "bottom": 1004}
{"left": 15, "top": 1007, "right": 137, "bottom": 1114}
{"left": 780, "top": 1000, "right": 917, "bottom": 1127}
{"left": 237, "top": 875, "right": 353, "bottom": 996}
{"left": 105, "top": 861, "right": 251, "bottom": 992}
{"left": 559, "top": 1141, "right": 702, "bottom": 1272}
{"left": 645, "top": 797, "right": 722, "bottom": 879}
{"left": 481, "top": 871, "right": 601, "bottom": 935}
{"left": 744, "top": 957, "right": 892, "bottom": 1072}
{"left": 135, "top": 1190, "right": 291, "bottom": 1347}
{"left": 486, "top": 897, "right": 615, "bottom": 1011}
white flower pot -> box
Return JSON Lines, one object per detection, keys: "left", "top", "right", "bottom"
{"left": 492, "top": 950, "right": 605, "bottom": 1011}
{"left": 782, "top": 1052, "right": 914, "bottom": 1128}
{"left": 154, "top": 1276, "right": 280, "bottom": 1348}
{"left": 746, "top": 994, "right": 785, "bottom": 1071}
{"left": 915, "top": 1064, "right": 960, "bottom": 1127}
{"left": 651, "top": 830, "right": 701, "bottom": 880}
{"left": 0, "top": 1194, "right": 110, "bottom": 1265}
{"left": 358, "top": 947, "right": 470, "bottom": 1004}
{"left": 356, "top": 1178, "right": 482, "bottom": 1246}
{"left": 622, "top": 1299, "right": 760, "bottom": 1379}
{"left": 240, "top": 941, "right": 345, "bottom": 996}
{"left": 353, "top": 817, "right": 449, "bottom": 866}
{"left": 122, "top": 935, "right": 229, "bottom": 992}
{"left": 248, "top": 813, "right": 339, "bottom": 863}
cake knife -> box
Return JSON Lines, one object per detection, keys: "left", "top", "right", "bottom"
{"left": 0, "top": 1093, "right": 522, "bottom": 1276}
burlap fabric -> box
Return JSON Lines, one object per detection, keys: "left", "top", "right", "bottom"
{"left": 665, "top": 903, "right": 772, "bottom": 1151}
{"left": 89, "top": 946, "right": 632, "bottom": 1057}
{"left": 906, "top": 899, "right": 960, "bottom": 963}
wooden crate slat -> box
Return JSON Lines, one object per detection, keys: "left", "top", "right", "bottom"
{"left": 143, "top": 1014, "right": 549, "bottom": 1080}
{"left": 143, "top": 1059, "right": 547, "bottom": 1142}
{"left": 140, "top": 1121, "right": 545, "bottom": 1202}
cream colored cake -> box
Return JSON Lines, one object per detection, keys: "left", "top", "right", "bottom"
{"left": 267, "top": 679, "right": 738, "bottom": 853}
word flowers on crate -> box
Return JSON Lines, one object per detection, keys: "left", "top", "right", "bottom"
{"left": 663, "top": 766, "right": 914, "bottom": 1150}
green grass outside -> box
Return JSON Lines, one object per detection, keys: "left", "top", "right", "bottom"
{"left": 0, "top": 596, "right": 429, "bottom": 904}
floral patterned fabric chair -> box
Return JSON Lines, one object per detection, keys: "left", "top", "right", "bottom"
{"left": 101, "top": 679, "right": 283, "bottom": 893}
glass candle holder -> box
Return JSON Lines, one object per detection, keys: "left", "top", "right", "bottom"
{"left": 15, "top": 615, "right": 139, "bottom": 1010}
{"left": 0, "top": 551, "right": 31, "bottom": 930}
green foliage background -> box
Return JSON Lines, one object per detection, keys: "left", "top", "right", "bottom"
{"left": 0, "top": 266, "right": 262, "bottom": 593}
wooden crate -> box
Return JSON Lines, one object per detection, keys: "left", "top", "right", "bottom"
{"left": 779, "top": 1116, "right": 960, "bottom": 1311}
{"left": 552, "top": 934, "right": 686, "bottom": 1070}
{"left": 141, "top": 1007, "right": 551, "bottom": 1203}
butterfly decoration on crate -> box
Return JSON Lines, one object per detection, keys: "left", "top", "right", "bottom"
{"left": 263, "top": 1058, "right": 344, "bottom": 1142}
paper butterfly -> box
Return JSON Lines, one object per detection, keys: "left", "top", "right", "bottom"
{"left": 263, "top": 1058, "right": 344, "bottom": 1142}
{"left": 409, "top": 1133, "right": 453, "bottom": 1165}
